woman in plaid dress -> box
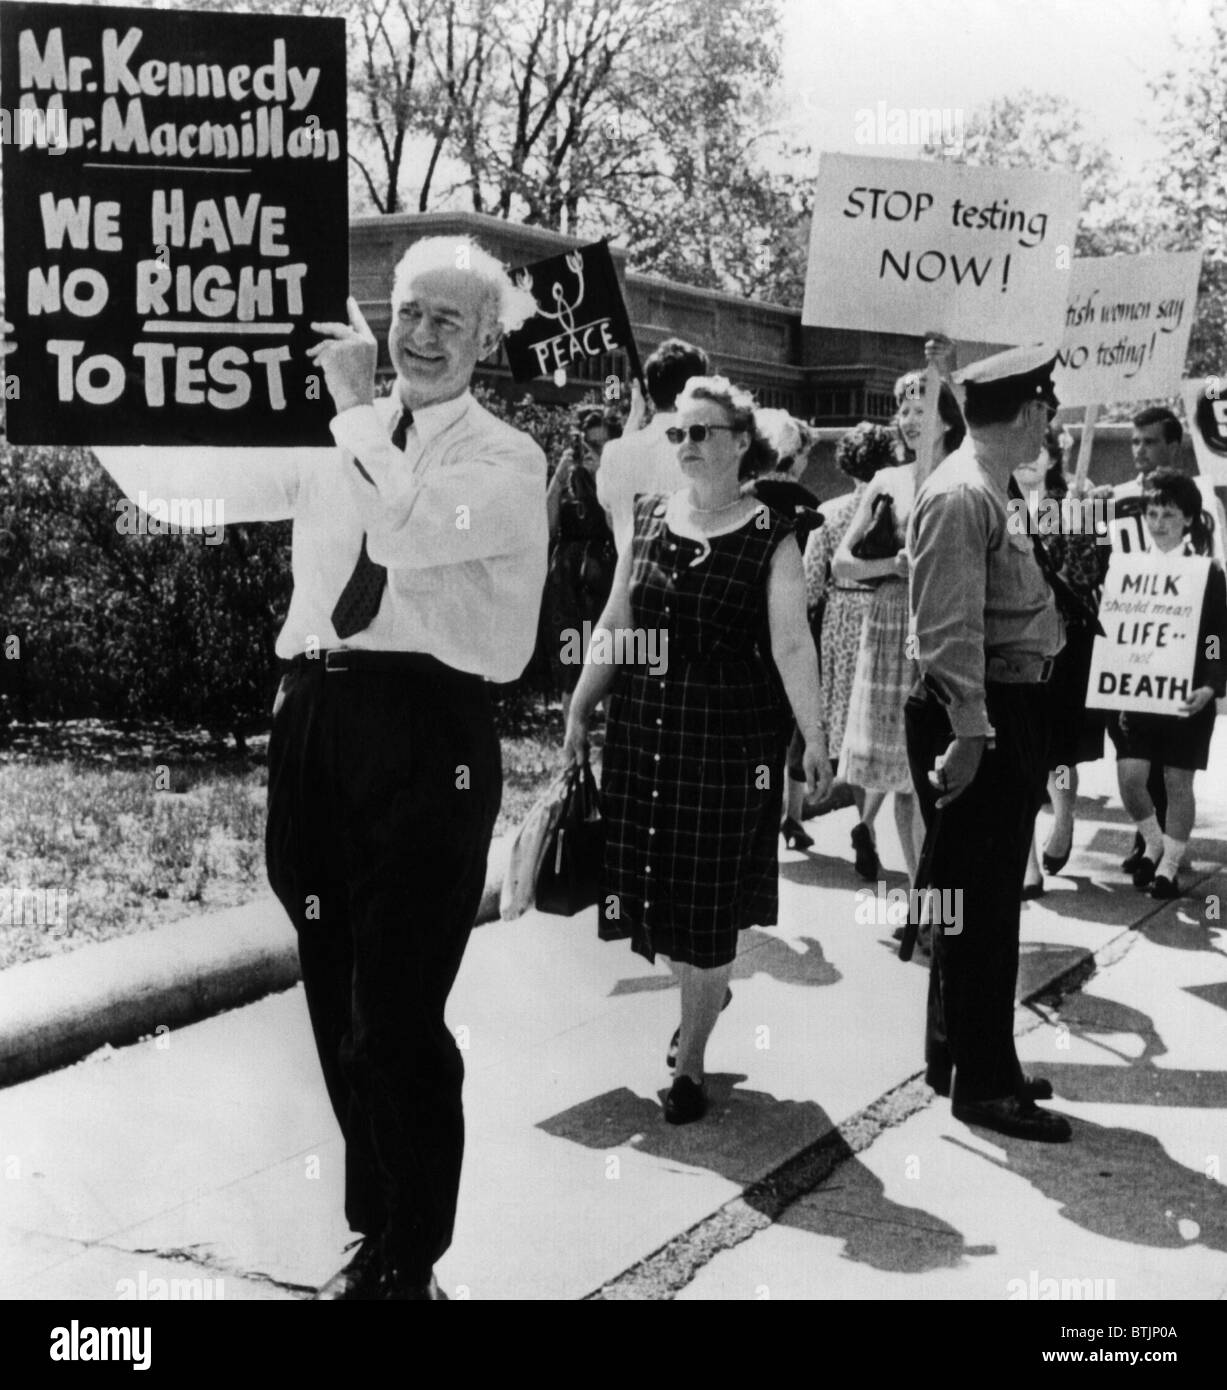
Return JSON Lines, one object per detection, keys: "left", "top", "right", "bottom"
{"left": 563, "top": 377, "right": 832, "bottom": 1125}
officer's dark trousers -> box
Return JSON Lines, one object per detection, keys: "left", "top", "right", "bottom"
{"left": 266, "top": 659, "right": 501, "bottom": 1282}
{"left": 906, "top": 681, "right": 1049, "bottom": 1104}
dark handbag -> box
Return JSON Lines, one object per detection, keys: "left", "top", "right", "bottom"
{"left": 850, "top": 492, "right": 902, "bottom": 561}
{"left": 536, "top": 762, "right": 605, "bottom": 916}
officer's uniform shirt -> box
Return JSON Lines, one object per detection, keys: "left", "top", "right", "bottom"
{"left": 908, "top": 441, "right": 1064, "bottom": 740}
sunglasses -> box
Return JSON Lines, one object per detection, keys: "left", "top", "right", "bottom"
{"left": 665, "top": 424, "right": 740, "bottom": 444}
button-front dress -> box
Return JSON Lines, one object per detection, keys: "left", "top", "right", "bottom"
{"left": 600, "top": 493, "right": 796, "bottom": 968}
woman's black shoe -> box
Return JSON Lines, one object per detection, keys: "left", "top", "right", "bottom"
{"left": 1041, "top": 835, "right": 1072, "bottom": 876}
{"left": 664, "top": 1075, "right": 707, "bottom": 1125}
{"left": 667, "top": 988, "right": 732, "bottom": 1069}
{"left": 1150, "top": 873, "right": 1181, "bottom": 899}
{"left": 781, "top": 817, "right": 814, "bottom": 850}
{"left": 1132, "top": 855, "right": 1157, "bottom": 889}
{"left": 851, "top": 822, "right": 879, "bottom": 880}
{"left": 1021, "top": 881, "right": 1045, "bottom": 900}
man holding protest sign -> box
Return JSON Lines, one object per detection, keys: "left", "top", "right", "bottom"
{"left": 906, "top": 345, "right": 1072, "bottom": 1144}
{"left": 3, "top": 234, "right": 549, "bottom": 1299}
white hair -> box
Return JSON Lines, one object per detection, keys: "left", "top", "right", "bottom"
{"left": 755, "top": 408, "right": 808, "bottom": 465}
{"left": 391, "top": 235, "right": 539, "bottom": 336}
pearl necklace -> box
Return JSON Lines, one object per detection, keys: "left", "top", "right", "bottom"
{"left": 688, "top": 494, "right": 745, "bottom": 515}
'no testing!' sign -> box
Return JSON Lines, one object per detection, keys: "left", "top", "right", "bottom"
{"left": 0, "top": 1, "right": 348, "bottom": 445}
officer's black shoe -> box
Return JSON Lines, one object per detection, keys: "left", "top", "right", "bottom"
{"left": 1150, "top": 874, "right": 1181, "bottom": 900}
{"left": 952, "top": 1096, "right": 1072, "bottom": 1143}
{"left": 1121, "top": 833, "right": 1146, "bottom": 874}
{"left": 1132, "top": 855, "right": 1158, "bottom": 889}
{"left": 930, "top": 1072, "right": 1053, "bottom": 1102}
{"left": 313, "top": 1236, "right": 385, "bottom": 1300}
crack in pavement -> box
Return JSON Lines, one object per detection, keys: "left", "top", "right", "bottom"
{"left": 585, "top": 906, "right": 1156, "bottom": 1301}
{"left": 122, "top": 1242, "right": 316, "bottom": 1296}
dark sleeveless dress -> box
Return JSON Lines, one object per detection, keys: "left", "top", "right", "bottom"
{"left": 599, "top": 493, "right": 796, "bottom": 967}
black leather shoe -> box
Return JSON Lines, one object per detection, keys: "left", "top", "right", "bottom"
{"left": 1150, "top": 873, "right": 1181, "bottom": 899}
{"left": 314, "top": 1237, "right": 385, "bottom": 1300}
{"left": 1041, "top": 837, "right": 1072, "bottom": 875}
{"left": 1132, "top": 855, "right": 1157, "bottom": 889}
{"left": 781, "top": 817, "right": 814, "bottom": 850}
{"left": 1021, "top": 881, "right": 1045, "bottom": 900}
{"left": 667, "top": 988, "right": 732, "bottom": 1069}
{"left": 664, "top": 1075, "right": 707, "bottom": 1125}
{"left": 952, "top": 1095, "right": 1072, "bottom": 1143}
{"left": 930, "top": 1073, "right": 1054, "bottom": 1102}
{"left": 1121, "top": 834, "right": 1145, "bottom": 874}
{"left": 851, "top": 822, "right": 879, "bottom": 881}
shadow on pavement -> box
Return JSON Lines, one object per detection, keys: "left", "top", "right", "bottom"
{"left": 772, "top": 1140, "right": 973, "bottom": 1274}
{"left": 607, "top": 927, "right": 841, "bottom": 999}
{"left": 1137, "top": 904, "right": 1227, "bottom": 958}
{"left": 946, "top": 1114, "right": 1227, "bottom": 1252}
{"left": 536, "top": 1077, "right": 840, "bottom": 1186}
{"left": 1017, "top": 941, "right": 1095, "bottom": 995}
{"left": 1023, "top": 988, "right": 1227, "bottom": 1107}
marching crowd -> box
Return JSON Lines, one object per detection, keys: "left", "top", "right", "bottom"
{"left": 553, "top": 332, "right": 1227, "bottom": 1138}
{"left": 7, "top": 231, "right": 1222, "bottom": 1298}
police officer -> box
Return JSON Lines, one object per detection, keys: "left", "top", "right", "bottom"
{"left": 905, "top": 345, "right": 1072, "bottom": 1143}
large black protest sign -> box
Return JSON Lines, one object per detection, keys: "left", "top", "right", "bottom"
{"left": 503, "top": 240, "right": 639, "bottom": 384}
{"left": 0, "top": 1, "right": 347, "bottom": 445}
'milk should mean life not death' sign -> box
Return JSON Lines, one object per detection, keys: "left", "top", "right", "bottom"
{"left": 1087, "top": 552, "right": 1211, "bottom": 715}
{"left": 0, "top": 1, "right": 348, "bottom": 445}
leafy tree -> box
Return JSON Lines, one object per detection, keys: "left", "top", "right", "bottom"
{"left": 1150, "top": 0, "right": 1227, "bottom": 376}
{"left": 921, "top": 89, "right": 1156, "bottom": 259}
{"left": 343, "top": 0, "right": 808, "bottom": 305}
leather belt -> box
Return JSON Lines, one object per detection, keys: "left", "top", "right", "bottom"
{"left": 985, "top": 654, "right": 1055, "bottom": 685}
{"left": 280, "top": 649, "right": 484, "bottom": 686}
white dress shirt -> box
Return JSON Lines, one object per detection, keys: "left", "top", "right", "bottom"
{"left": 94, "top": 390, "right": 548, "bottom": 683}
{"left": 596, "top": 410, "right": 687, "bottom": 553}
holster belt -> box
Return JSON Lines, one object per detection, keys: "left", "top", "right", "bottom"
{"left": 985, "top": 655, "right": 1055, "bottom": 685}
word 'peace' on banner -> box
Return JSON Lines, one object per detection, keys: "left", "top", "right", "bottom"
{"left": 802, "top": 151, "right": 1080, "bottom": 344}
{"left": 502, "top": 240, "right": 638, "bottom": 385}
{"left": 0, "top": 0, "right": 348, "bottom": 446}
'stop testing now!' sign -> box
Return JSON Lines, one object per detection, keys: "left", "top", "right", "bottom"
{"left": 803, "top": 152, "right": 1080, "bottom": 345}
{"left": 0, "top": 1, "right": 348, "bottom": 445}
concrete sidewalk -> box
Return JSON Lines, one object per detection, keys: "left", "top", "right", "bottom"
{"left": 1, "top": 751, "right": 1225, "bottom": 1299}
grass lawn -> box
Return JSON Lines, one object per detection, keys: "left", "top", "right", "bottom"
{"left": 0, "top": 696, "right": 583, "bottom": 971}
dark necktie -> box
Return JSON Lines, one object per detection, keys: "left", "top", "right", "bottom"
{"left": 330, "top": 407, "right": 412, "bottom": 640}
{"left": 1007, "top": 476, "right": 1105, "bottom": 637}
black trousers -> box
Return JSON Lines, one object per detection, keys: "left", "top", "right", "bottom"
{"left": 266, "top": 659, "right": 501, "bottom": 1281}
{"left": 906, "top": 681, "right": 1049, "bottom": 1104}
